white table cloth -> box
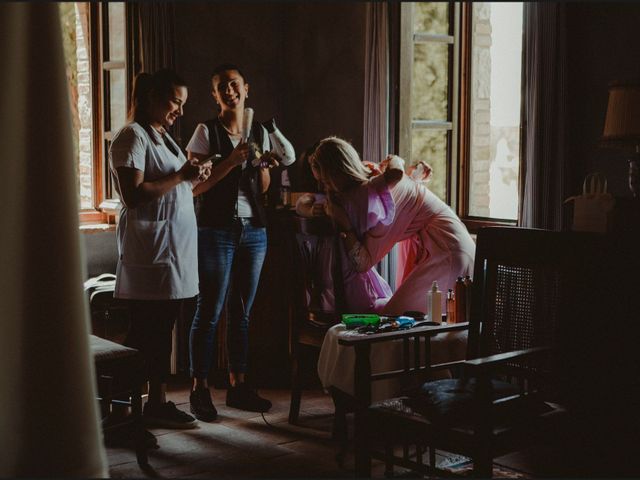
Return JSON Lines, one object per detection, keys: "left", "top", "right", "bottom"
{"left": 317, "top": 323, "right": 468, "bottom": 403}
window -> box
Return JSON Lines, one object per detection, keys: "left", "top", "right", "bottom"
{"left": 59, "top": 2, "right": 138, "bottom": 224}
{"left": 399, "top": 2, "right": 524, "bottom": 227}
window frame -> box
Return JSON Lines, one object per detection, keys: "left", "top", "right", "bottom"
{"left": 398, "top": 2, "right": 523, "bottom": 233}
{"left": 79, "top": 1, "right": 139, "bottom": 225}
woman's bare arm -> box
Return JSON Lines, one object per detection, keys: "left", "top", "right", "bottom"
{"left": 116, "top": 162, "right": 200, "bottom": 209}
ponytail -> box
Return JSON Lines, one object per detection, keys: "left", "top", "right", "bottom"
{"left": 128, "top": 72, "right": 154, "bottom": 123}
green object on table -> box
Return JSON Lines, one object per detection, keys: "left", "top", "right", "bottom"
{"left": 342, "top": 313, "right": 381, "bottom": 330}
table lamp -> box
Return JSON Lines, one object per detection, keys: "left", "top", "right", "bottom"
{"left": 601, "top": 81, "right": 640, "bottom": 198}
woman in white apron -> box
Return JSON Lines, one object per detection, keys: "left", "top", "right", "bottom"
{"left": 109, "top": 69, "right": 210, "bottom": 429}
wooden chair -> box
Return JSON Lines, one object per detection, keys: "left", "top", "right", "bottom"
{"left": 351, "top": 226, "right": 608, "bottom": 477}
{"left": 90, "top": 334, "right": 151, "bottom": 469}
{"left": 288, "top": 214, "right": 346, "bottom": 425}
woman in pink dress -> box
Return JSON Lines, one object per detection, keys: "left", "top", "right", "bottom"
{"left": 310, "top": 137, "right": 475, "bottom": 315}
{"left": 295, "top": 144, "right": 393, "bottom": 313}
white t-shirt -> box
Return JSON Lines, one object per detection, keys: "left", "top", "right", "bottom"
{"left": 187, "top": 122, "right": 270, "bottom": 218}
{"left": 109, "top": 122, "right": 199, "bottom": 300}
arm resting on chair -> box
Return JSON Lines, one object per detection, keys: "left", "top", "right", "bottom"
{"left": 463, "top": 346, "right": 550, "bottom": 373}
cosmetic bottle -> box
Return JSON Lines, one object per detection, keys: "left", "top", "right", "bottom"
{"left": 427, "top": 281, "right": 442, "bottom": 323}
{"left": 455, "top": 276, "right": 466, "bottom": 323}
{"left": 446, "top": 289, "right": 456, "bottom": 324}
{"left": 463, "top": 275, "right": 473, "bottom": 322}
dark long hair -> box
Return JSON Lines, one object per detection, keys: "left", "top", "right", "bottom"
{"left": 128, "top": 69, "right": 186, "bottom": 143}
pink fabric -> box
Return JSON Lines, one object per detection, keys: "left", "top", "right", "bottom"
{"left": 349, "top": 175, "right": 476, "bottom": 316}
{"left": 339, "top": 181, "right": 394, "bottom": 313}
{"left": 395, "top": 237, "right": 419, "bottom": 288}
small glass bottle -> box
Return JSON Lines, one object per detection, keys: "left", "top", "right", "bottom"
{"left": 446, "top": 289, "right": 456, "bottom": 324}
{"left": 455, "top": 276, "right": 466, "bottom": 323}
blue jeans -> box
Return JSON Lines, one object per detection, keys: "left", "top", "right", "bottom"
{"left": 189, "top": 219, "right": 267, "bottom": 378}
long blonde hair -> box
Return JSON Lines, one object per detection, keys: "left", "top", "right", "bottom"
{"left": 311, "top": 137, "right": 373, "bottom": 191}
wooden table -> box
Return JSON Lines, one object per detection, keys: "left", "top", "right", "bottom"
{"left": 336, "top": 322, "right": 470, "bottom": 474}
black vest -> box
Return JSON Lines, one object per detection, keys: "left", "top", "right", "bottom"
{"left": 195, "top": 118, "right": 268, "bottom": 228}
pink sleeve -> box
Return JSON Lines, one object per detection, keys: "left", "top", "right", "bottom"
{"left": 365, "top": 176, "right": 395, "bottom": 230}
{"left": 345, "top": 177, "right": 397, "bottom": 273}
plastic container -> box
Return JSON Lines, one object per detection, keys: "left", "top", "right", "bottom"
{"left": 342, "top": 313, "right": 380, "bottom": 330}
{"left": 426, "top": 281, "right": 442, "bottom": 323}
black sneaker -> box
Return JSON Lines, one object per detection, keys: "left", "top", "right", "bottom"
{"left": 226, "top": 383, "right": 272, "bottom": 413}
{"left": 190, "top": 387, "right": 218, "bottom": 422}
{"left": 104, "top": 424, "right": 158, "bottom": 450}
{"left": 143, "top": 401, "right": 198, "bottom": 429}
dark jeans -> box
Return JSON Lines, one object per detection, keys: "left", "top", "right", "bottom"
{"left": 124, "top": 298, "right": 183, "bottom": 385}
{"left": 189, "top": 218, "right": 267, "bottom": 378}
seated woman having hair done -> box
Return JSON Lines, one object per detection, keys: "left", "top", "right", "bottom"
{"left": 309, "top": 136, "right": 475, "bottom": 316}
{"left": 295, "top": 144, "right": 392, "bottom": 314}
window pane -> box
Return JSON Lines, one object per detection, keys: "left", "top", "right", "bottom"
{"left": 107, "top": 2, "right": 126, "bottom": 62}
{"left": 412, "top": 42, "right": 450, "bottom": 121}
{"left": 60, "top": 3, "right": 93, "bottom": 210}
{"left": 109, "top": 69, "right": 127, "bottom": 133}
{"left": 413, "top": 3, "right": 449, "bottom": 35}
{"left": 410, "top": 129, "right": 448, "bottom": 201}
{"left": 468, "top": 2, "right": 522, "bottom": 220}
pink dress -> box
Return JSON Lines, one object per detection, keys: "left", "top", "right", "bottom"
{"left": 343, "top": 174, "right": 476, "bottom": 316}
{"left": 339, "top": 185, "right": 394, "bottom": 313}
{"left": 295, "top": 192, "right": 392, "bottom": 314}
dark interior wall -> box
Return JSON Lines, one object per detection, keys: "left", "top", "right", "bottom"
{"left": 173, "top": 1, "right": 366, "bottom": 162}
{"left": 566, "top": 2, "right": 640, "bottom": 198}
{"left": 280, "top": 2, "right": 367, "bottom": 154}
{"left": 81, "top": 230, "right": 117, "bottom": 279}
{"left": 173, "top": 2, "right": 286, "bottom": 148}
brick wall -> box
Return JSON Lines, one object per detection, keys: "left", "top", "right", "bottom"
{"left": 469, "top": 2, "right": 492, "bottom": 217}
{"left": 75, "top": 4, "right": 93, "bottom": 209}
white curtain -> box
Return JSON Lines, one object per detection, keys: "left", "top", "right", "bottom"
{"left": 0, "top": 3, "right": 106, "bottom": 477}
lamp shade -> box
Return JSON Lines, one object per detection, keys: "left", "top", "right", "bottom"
{"left": 602, "top": 81, "right": 640, "bottom": 147}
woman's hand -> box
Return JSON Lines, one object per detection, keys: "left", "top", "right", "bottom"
{"left": 178, "top": 159, "right": 202, "bottom": 181}
{"left": 257, "top": 151, "right": 280, "bottom": 169}
{"left": 409, "top": 161, "right": 433, "bottom": 183}
{"left": 382, "top": 154, "right": 406, "bottom": 171}
{"left": 200, "top": 165, "right": 212, "bottom": 182}
{"left": 194, "top": 161, "right": 212, "bottom": 185}
{"left": 228, "top": 142, "right": 251, "bottom": 167}
{"left": 381, "top": 154, "right": 404, "bottom": 186}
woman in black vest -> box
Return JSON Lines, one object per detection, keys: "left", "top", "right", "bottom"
{"left": 186, "top": 64, "right": 279, "bottom": 421}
